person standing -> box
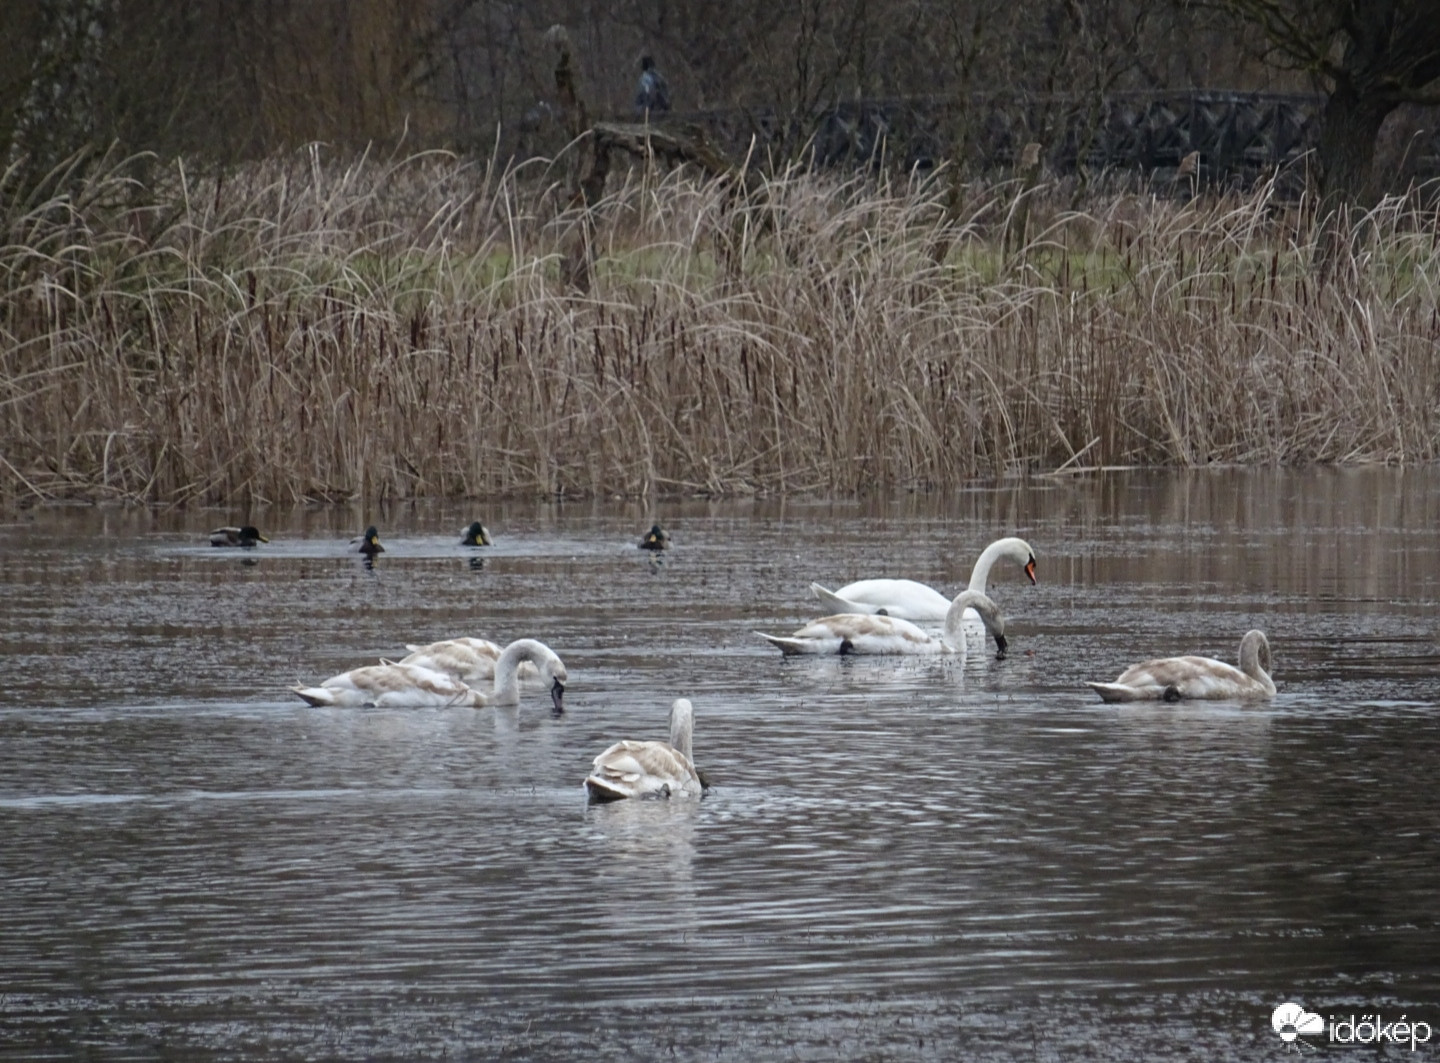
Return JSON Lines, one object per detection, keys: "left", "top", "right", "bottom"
{"left": 634, "top": 55, "right": 671, "bottom": 118}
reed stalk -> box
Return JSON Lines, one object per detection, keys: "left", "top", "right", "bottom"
{"left": 2, "top": 149, "right": 1437, "bottom": 506}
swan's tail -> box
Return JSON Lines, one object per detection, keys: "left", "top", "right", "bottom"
{"left": 809, "top": 583, "right": 878, "bottom": 615}
{"left": 292, "top": 685, "right": 336, "bottom": 707}
{"left": 1087, "top": 682, "right": 1139, "bottom": 703}
{"left": 754, "top": 631, "right": 818, "bottom": 656}
{"left": 584, "top": 775, "right": 632, "bottom": 802}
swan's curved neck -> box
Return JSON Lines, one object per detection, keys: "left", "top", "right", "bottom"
{"left": 967, "top": 539, "right": 1013, "bottom": 593}
{"left": 942, "top": 590, "right": 980, "bottom": 646}
{"left": 1239, "top": 632, "right": 1271, "bottom": 680}
{"left": 669, "top": 702, "right": 694, "bottom": 760}
{"left": 493, "top": 638, "right": 546, "bottom": 702}
{"left": 943, "top": 597, "right": 970, "bottom": 649}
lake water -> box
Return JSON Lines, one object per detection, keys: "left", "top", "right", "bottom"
{"left": 2, "top": 469, "right": 1438, "bottom": 1061}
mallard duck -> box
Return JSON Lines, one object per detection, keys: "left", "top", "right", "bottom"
{"left": 460, "top": 521, "right": 493, "bottom": 546}
{"left": 352, "top": 526, "right": 384, "bottom": 557}
{"left": 810, "top": 536, "right": 1037, "bottom": 621}
{"left": 294, "top": 638, "right": 567, "bottom": 711}
{"left": 210, "top": 525, "right": 269, "bottom": 547}
{"left": 399, "top": 637, "right": 539, "bottom": 682}
{"left": 1088, "top": 630, "right": 1277, "bottom": 702}
{"left": 585, "top": 698, "right": 706, "bottom": 801}
{"left": 757, "top": 589, "right": 1008, "bottom": 658}
{"left": 639, "top": 523, "right": 671, "bottom": 551}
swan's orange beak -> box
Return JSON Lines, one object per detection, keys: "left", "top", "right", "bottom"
{"left": 1025, "top": 557, "right": 1037, "bottom": 584}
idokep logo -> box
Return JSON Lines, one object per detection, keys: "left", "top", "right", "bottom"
{"left": 1271, "top": 1001, "right": 1434, "bottom": 1052}
{"left": 1272, "top": 1003, "right": 1325, "bottom": 1049}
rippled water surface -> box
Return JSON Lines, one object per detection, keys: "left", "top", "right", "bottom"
{"left": 2, "top": 469, "right": 1439, "bottom": 1060}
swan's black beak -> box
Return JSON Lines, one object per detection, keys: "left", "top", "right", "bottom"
{"left": 1024, "top": 557, "right": 1037, "bottom": 585}
{"left": 993, "top": 632, "right": 1008, "bottom": 660}
{"left": 550, "top": 677, "right": 565, "bottom": 716}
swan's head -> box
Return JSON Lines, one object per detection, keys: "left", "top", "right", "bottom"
{"left": 461, "top": 521, "right": 492, "bottom": 546}
{"left": 528, "top": 641, "right": 568, "bottom": 714}
{"left": 1003, "top": 537, "right": 1038, "bottom": 584}
{"left": 640, "top": 523, "right": 671, "bottom": 550}
{"left": 949, "top": 589, "right": 1009, "bottom": 659}
{"left": 668, "top": 697, "right": 694, "bottom": 732}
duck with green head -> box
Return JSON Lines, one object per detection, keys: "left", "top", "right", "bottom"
{"left": 639, "top": 523, "right": 671, "bottom": 551}
{"left": 353, "top": 526, "right": 384, "bottom": 558}
{"left": 210, "top": 525, "right": 269, "bottom": 548}
{"left": 460, "top": 521, "right": 493, "bottom": 546}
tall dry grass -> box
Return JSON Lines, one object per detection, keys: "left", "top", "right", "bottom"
{"left": 2, "top": 147, "right": 1438, "bottom": 506}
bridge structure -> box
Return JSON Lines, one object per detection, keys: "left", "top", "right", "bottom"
{"left": 662, "top": 91, "right": 1440, "bottom": 191}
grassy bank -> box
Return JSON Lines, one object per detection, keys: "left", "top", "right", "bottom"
{"left": 2, "top": 149, "right": 1438, "bottom": 506}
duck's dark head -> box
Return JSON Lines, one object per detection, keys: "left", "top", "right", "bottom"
{"left": 238, "top": 525, "right": 269, "bottom": 545}
{"left": 640, "top": 523, "right": 670, "bottom": 550}
{"left": 359, "top": 526, "right": 384, "bottom": 555}
{"left": 461, "top": 521, "right": 492, "bottom": 546}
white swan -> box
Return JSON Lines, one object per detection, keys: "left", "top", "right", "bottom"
{"left": 756, "top": 589, "right": 1007, "bottom": 658}
{"left": 585, "top": 698, "right": 705, "bottom": 801}
{"left": 398, "top": 637, "right": 539, "bottom": 682}
{"left": 294, "top": 638, "right": 567, "bottom": 711}
{"left": 1088, "top": 630, "right": 1276, "bottom": 702}
{"left": 810, "top": 536, "right": 1037, "bottom": 621}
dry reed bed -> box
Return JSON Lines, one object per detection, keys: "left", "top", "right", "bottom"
{"left": 2, "top": 149, "right": 1438, "bottom": 505}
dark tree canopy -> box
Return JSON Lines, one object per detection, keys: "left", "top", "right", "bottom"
{"left": 1, "top": 0, "right": 1434, "bottom": 211}
{"left": 1200, "top": 0, "right": 1440, "bottom": 211}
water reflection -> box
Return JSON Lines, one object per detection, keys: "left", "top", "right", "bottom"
{"left": 1, "top": 469, "right": 1438, "bottom": 1060}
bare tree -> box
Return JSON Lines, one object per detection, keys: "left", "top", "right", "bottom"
{"left": 1193, "top": 0, "right": 1440, "bottom": 211}
{"left": 4, "top": 0, "right": 112, "bottom": 183}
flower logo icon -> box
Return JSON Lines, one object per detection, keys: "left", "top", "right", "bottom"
{"left": 1272, "top": 1002, "right": 1324, "bottom": 1047}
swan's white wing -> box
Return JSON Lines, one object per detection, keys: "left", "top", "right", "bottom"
{"left": 813, "top": 579, "right": 952, "bottom": 621}
{"left": 810, "top": 583, "right": 885, "bottom": 615}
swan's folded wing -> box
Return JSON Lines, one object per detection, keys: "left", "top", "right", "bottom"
{"left": 400, "top": 645, "right": 492, "bottom": 680}
{"left": 398, "top": 665, "right": 477, "bottom": 698}
{"left": 757, "top": 614, "right": 935, "bottom": 655}
{"left": 590, "top": 740, "right": 688, "bottom": 779}
{"left": 826, "top": 578, "right": 952, "bottom": 620}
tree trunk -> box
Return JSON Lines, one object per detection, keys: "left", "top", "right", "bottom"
{"left": 1315, "top": 84, "right": 1394, "bottom": 220}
